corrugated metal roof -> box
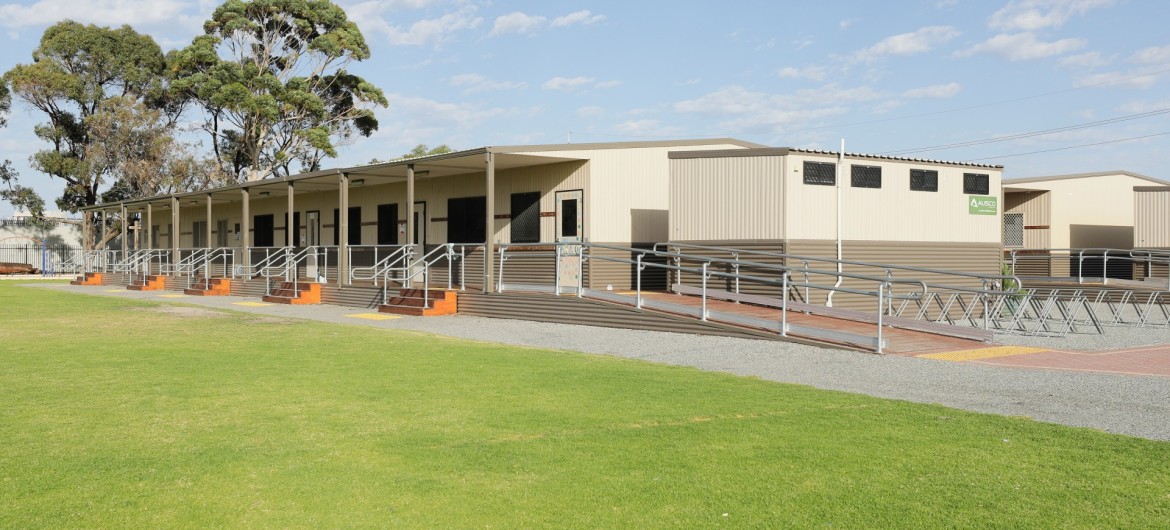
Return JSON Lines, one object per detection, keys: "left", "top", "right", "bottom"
{"left": 786, "top": 148, "right": 1004, "bottom": 169}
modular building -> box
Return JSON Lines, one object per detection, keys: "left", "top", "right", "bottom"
{"left": 89, "top": 139, "right": 761, "bottom": 291}
{"left": 1003, "top": 171, "right": 1166, "bottom": 278}
{"left": 667, "top": 147, "right": 1005, "bottom": 307}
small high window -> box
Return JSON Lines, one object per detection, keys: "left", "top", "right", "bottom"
{"left": 851, "top": 165, "right": 881, "bottom": 189}
{"left": 964, "top": 173, "right": 990, "bottom": 195}
{"left": 803, "top": 161, "right": 836, "bottom": 185}
{"left": 910, "top": 169, "right": 938, "bottom": 192}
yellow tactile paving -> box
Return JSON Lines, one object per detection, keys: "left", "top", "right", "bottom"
{"left": 103, "top": 289, "right": 125, "bottom": 293}
{"left": 232, "top": 301, "right": 272, "bottom": 307}
{"left": 919, "top": 346, "right": 1049, "bottom": 362}
{"left": 345, "top": 313, "right": 400, "bottom": 321}
{"left": 157, "top": 294, "right": 186, "bottom": 298}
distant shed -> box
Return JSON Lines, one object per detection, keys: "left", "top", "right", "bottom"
{"left": 1004, "top": 171, "right": 1167, "bottom": 278}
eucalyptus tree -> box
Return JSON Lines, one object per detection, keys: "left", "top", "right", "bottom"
{"left": 2, "top": 21, "right": 172, "bottom": 247}
{"left": 172, "top": 0, "right": 388, "bottom": 182}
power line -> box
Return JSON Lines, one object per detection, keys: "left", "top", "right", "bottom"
{"left": 879, "top": 107, "right": 1170, "bottom": 155}
{"left": 966, "top": 131, "right": 1170, "bottom": 161}
{"left": 568, "top": 66, "right": 1170, "bottom": 140}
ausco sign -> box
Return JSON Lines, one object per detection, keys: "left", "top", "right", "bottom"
{"left": 968, "top": 195, "right": 998, "bottom": 215}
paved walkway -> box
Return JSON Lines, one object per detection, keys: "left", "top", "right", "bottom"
{"left": 30, "top": 283, "right": 1170, "bottom": 441}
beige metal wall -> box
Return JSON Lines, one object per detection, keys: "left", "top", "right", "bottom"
{"left": 669, "top": 155, "right": 785, "bottom": 241}
{"left": 785, "top": 153, "right": 1003, "bottom": 243}
{"left": 787, "top": 239, "right": 1002, "bottom": 311}
{"left": 1135, "top": 189, "right": 1170, "bottom": 247}
{"left": 514, "top": 143, "right": 747, "bottom": 244}
{"left": 1005, "top": 173, "right": 1151, "bottom": 249}
{"left": 160, "top": 161, "right": 587, "bottom": 248}
{"left": 1004, "top": 190, "right": 1051, "bottom": 249}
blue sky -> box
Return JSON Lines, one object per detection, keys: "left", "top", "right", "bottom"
{"left": 1, "top": 0, "right": 1169, "bottom": 217}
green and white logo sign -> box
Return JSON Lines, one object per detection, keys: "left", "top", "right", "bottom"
{"left": 968, "top": 195, "right": 997, "bottom": 215}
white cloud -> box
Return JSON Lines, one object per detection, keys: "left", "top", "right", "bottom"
{"left": 612, "top": 119, "right": 684, "bottom": 137}
{"left": 490, "top": 11, "right": 546, "bottom": 36}
{"left": 1074, "top": 71, "right": 1160, "bottom": 89}
{"left": 1060, "top": 51, "right": 1108, "bottom": 68}
{"left": 902, "top": 82, "right": 961, "bottom": 99}
{"left": 778, "top": 66, "right": 829, "bottom": 81}
{"left": 1117, "top": 99, "right": 1170, "bottom": 113}
{"left": 490, "top": 10, "right": 605, "bottom": 36}
{"left": 989, "top": 0, "right": 1117, "bottom": 32}
{"left": 0, "top": 0, "right": 188, "bottom": 28}
{"left": 872, "top": 100, "right": 906, "bottom": 114}
{"left": 542, "top": 76, "right": 594, "bottom": 90}
{"left": 839, "top": 18, "right": 857, "bottom": 29}
{"left": 448, "top": 73, "right": 527, "bottom": 93}
{"left": 673, "top": 84, "right": 880, "bottom": 133}
{"left": 577, "top": 106, "right": 604, "bottom": 118}
{"left": 551, "top": 10, "right": 605, "bottom": 27}
{"left": 593, "top": 80, "right": 622, "bottom": 89}
{"left": 365, "top": 5, "right": 482, "bottom": 46}
{"left": 1129, "top": 45, "right": 1170, "bottom": 65}
{"left": 853, "top": 26, "right": 960, "bottom": 62}
{"left": 956, "top": 32, "right": 1084, "bottom": 60}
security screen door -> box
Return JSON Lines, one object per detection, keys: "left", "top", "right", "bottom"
{"left": 555, "top": 190, "right": 584, "bottom": 294}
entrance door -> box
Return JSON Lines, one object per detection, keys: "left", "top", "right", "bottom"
{"left": 305, "top": 211, "right": 320, "bottom": 279}
{"left": 306, "top": 211, "right": 320, "bottom": 246}
{"left": 413, "top": 201, "right": 426, "bottom": 246}
{"left": 555, "top": 190, "right": 584, "bottom": 294}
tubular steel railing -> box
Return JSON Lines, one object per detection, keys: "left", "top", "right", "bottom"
{"left": 350, "top": 245, "right": 414, "bottom": 286}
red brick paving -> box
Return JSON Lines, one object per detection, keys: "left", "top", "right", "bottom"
{"left": 968, "top": 345, "right": 1170, "bottom": 377}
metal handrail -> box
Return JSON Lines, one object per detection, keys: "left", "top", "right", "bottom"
{"left": 1009, "top": 247, "right": 1170, "bottom": 286}
{"left": 657, "top": 241, "right": 1019, "bottom": 290}
{"left": 385, "top": 244, "right": 459, "bottom": 307}
{"left": 161, "top": 248, "right": 211, "bottom": 276}
{"left": 351, "top": 245, "right": 415, "bottom": 285}
{"left": 260, "top": 246, "right": 322, "bottom": 298}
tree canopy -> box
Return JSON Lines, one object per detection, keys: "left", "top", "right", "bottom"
{"left": 3, "top": 21, "right": 170, "bottom": 214}
{"left": 171, "top": 0, "right": 388, "bottom": 182}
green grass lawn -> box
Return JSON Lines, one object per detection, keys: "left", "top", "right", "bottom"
{"left": 1, "top": 283, "right": 1168, "bottom": 528}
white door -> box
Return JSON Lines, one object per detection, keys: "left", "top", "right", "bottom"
{"left": 413, "top": 201, "right": 427, "bottom": 246}
{"left": 555, "top": 190, "right": 584, "bottom": 294}
{"left": 305, "top": 211, "right": 320, "bottom": 279}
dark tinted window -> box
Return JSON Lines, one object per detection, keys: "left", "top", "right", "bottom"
{"left": 510, "top": 192, "right": 541, "bottom": 243}
{"left": 851, "top": 165, "right": 881, "bottom": 188}
{"left": 448, "top": 196, "right": 486, "bottom": 244}
{"left": 964, "top": 173, "right": 990, "bottom": 195}
{"left": 803, "top": 161, "right": 836, "bottom": 185}
{"left": 253, "top": 214, "right": 274, "bottom": 247}
{"left": 910, "top": 169, "right": 938, "bottom": 192}
{"left": 377, "top": 203, "right": 398, "bottom": 245}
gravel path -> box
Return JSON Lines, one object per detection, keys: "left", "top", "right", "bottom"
{"left": 33, "top": 283, "right": 1170, "bottom": 442}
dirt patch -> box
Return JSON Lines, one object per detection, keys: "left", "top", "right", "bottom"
{"left": 131, "top": 305, "right": 228, "bottom": 319}
{"left": 244, "top": 316, "right": 298, "bottom": 325}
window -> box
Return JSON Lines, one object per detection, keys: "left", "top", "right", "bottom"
{"left": 448, "top": 196, "right": 486, "bottom": 244}
{"left": 510, "top": 192, "right": 541, "bottom": 243}
{"left": 851, "top": 165, "right": 881, "bottom": 188}
{"left": 964, "top": 173, "right": 990, "bottom": 195}
{"left": 332, "top": 207, "right": 362, "bottom": 245}
{"left": 910, "top": 169, "right": 938, "bottom": 192}
{"left": 377, "top": 203, "right": 398, "bottom": 245}
{"left": 192, "top": 220, "right": 207, "bottom": 247}
{"left": 1003, "top": 213, "right": 1024, "bottom": 247}
{"left": 253, "top": 214, "right": 274, "bottom": 247}
{"left": 803, "top": 161, "right": 836, "bottom": 185}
